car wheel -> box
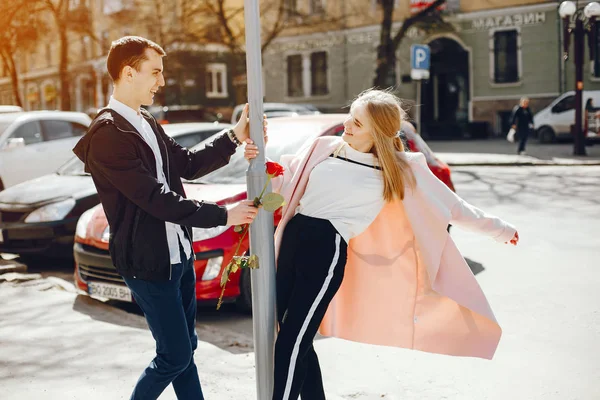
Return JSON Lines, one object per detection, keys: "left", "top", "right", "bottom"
{"left": 236, "top": 267, "right": 253, "bottom": 314}
{"left": 538, "top": 127, "right": 556, "bottom": 143}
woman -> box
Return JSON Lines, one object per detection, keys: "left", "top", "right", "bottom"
{"left": 245, "top": 89, "right": 519, "bottom": 400}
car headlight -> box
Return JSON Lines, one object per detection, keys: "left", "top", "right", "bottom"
{"left": 201, "top": 256, "right": 224, "bottom": 281}
{"left": 192, "top": 225, "right": 229, "bottom": 242}
{"left": 75, "top": 207, "right": 96, "bottom": 239}
{"left": 101, "top": 225, "right": 110, "bottom": 242}
{"left": 25, "top": 198, "right": 76, "bottom": 223}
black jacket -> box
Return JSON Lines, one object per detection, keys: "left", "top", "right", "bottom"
{"left": 511, "top": 106, "right": 534, "bottom": 133}
{"left": 73, "top": 108, "right": 237, "bottom": 281}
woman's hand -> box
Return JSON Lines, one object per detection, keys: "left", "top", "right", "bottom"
{"left": 506, "top": 231, "right": 519, "bottom": 246}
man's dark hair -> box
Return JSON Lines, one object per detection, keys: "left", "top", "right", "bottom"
{"left": 106, "top": 36, "right": 166, "bottom": 82}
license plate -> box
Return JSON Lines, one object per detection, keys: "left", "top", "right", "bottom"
{"left": 88, "top": 281, "right": 132, "bottom": 302}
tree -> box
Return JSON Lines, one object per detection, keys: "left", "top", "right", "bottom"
{"left": 42, "top": 0, "right": 93, "bottom": 110}
{"left": 373, "top": 0, "right": 448, "bottom": 88}
{"left": 0, "top": 0, "right": 46, "bottom": 107}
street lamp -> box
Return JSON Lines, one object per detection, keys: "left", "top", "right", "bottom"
{"left": 560, "top": 0, "right": 600, "bottom": 156}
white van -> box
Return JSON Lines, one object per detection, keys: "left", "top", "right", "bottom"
{"left": 533, "top": 90, "right": 600, "bottom": 143}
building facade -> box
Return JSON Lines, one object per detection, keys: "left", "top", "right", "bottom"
{"left": 263, "top": 0, "right": 600, "bottom": 137}
{"left": 0, "top": 0, "right": 245, "bottom": 115}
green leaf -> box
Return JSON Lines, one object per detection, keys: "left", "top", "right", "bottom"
{"left": 261, "top": 192, "right": 285, "bottom": 212}
{"left": 220, "top": 263, "right": 232, "bottom": 287}
{"left": 248, "top": 254, "right": 260, "bottom": 269}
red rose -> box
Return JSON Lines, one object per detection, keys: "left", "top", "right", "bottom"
{"left": 265, "top": 161, "right": 284, "bottom": 177}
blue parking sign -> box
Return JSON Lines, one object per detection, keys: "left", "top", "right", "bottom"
{"left": 411, "top": 44, "right": 430, "bottom": 70}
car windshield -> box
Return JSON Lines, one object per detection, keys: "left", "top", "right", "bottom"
{"left": 0, "top": 118, "right": 18, "bottom": 136}
{"left": 188, "top": 120, "right": 337, "bottom": 184}
{"left": 57, "top": 156, "right": 88, "bottom": 176}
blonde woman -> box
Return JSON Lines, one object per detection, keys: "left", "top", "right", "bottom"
{"left": 244, "top": 89, "right": 519, "bottom": 400}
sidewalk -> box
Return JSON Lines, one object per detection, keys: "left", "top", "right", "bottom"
{"left": 428, "top": 138, "right": 600, "bottom": 166}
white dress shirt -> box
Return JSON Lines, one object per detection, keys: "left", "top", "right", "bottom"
{"left": 108, "top": 97, "right": 192, "bottom": 264}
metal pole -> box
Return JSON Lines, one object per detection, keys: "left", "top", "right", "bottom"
{"left": 243, "top": 0, "right": 276, "bottom": 398}
{"left": 574, "top": 17, "right": 587, "bottom": 155}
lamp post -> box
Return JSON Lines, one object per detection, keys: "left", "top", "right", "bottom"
{"left": 559, "top": 1, "right": 600, "bottom": 156}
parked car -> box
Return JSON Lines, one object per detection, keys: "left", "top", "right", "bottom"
{"left": 0, "top": 123, "right": 230, "bottom": 259}
{"left": 0, "top": 111, "right": 92, "bottom": 191}
{"left": 230, "top": 103, "right": 320, "bottom": 124}
{"left": 533, "top": 90, "right": 600, "bottom": 143}
{"left": 0, "top": 105, "right": 24, "bottom": 114}
{"left": 147, "top": 105, "right": 223, "bottom": 125}
{"left": 73, "top": 114, "right": 455, "bottom": 311}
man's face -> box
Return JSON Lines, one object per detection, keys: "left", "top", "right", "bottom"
{"left": 521, "top": 99, "right": 529, "bottom": 108}
{"left": 131, "top": 48, "right": 165, "bottom": 107}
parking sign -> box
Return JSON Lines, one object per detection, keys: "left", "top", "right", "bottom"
{"left": 411, "top": 44, "right": 431, "bottom": 80}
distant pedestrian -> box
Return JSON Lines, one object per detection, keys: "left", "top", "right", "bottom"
{"left": 510, "top": 97, "right": 534, "bottom": 155}
{"left": 584, "top": 98, "right": 599, "bottom": 135}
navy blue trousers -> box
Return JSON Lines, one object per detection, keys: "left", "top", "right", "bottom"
{"left": 123, "top": 245, "right": 203, "bottom": 400}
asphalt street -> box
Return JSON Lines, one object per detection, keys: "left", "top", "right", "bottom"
{"left": 1, "top": 165, "right": 599, "bottom": 399}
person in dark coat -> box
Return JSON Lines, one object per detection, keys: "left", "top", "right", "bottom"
{"left": 73, "top": 36, "right": 266, "bottom": 400}
{"left": 511, "top": 97, "right": 534, "bottom": 155}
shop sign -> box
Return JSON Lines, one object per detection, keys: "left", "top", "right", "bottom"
{"left": 471, "top": 12, "right": 546, "bottom": 30}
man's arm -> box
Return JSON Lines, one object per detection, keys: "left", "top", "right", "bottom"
{"left": 162, "top": 130, "right": 237, "bottom": 181}
{"left": 89, "top": 126, "right": 228, "bottom": 228}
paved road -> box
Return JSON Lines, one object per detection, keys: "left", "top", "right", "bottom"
{"left": 1, "top": 166, "right": 599, "bottom": 399}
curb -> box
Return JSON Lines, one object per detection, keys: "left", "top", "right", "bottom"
{"left": 0, "top": 260, "right": 27, "bottom": 274}
{"left": 447, "top": 161, "right": 600, "bottom": 167}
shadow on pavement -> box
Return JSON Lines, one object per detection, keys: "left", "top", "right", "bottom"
{"left": 465, "top": 257, "right": 485, "bottom": 275}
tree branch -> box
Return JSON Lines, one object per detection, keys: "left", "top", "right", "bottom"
{"left": 391, "top": 0, "right": 446, "bottom": 49}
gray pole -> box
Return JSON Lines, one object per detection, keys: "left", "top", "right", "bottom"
{"left": 244, "top": 0, "right": 276, "bottom": 399}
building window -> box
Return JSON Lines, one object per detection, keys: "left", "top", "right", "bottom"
{"left": 286, "top": 51, "right": 329, "bottom": 98}
{"left": 594, "top": 24, "right": 600, "bottom": 77}
{"left": 46, "top": 44, "right": 52, "bottom": 67}
{"left": 81, "top": 36, "right": 92, "bottom": 60}
{"left": 285, "top": 0, "right": 298, "bottom": 17}
{"left": 310, "top": 52, "right": 328, "bottom": 96}
{"left": 492, "top": 29, "right": 519, "bottom": 84}
{"left": 101, "top": 31, "right": 110, "bottom": 54}
{"left": 206, "top": 63, "right": 228, "bottom": 98}
{"left": 287, "top": 55, "right": 304, "bottom": 97}
{"left": 310, "top": 0, "right": 325, "bottom": 14}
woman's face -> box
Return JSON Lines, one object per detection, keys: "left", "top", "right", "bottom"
{"left": 342, "top": 103, "right": 374, "bottom": 153}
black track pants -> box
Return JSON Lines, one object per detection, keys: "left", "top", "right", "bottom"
{"left": 273, "top": 213, "right": 348, "bottom": 400}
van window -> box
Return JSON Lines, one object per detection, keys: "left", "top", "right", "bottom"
{"left": 552, "top": 95, "right": 575, "bottom": 113}
{"left": 9, "top": 121, "right": 43, "bottom": 145}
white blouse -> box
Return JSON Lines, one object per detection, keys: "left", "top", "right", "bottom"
{"left": 296, "top": 142, "right": 385, "bottom": 243}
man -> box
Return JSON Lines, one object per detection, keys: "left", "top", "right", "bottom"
{"left": 73, "top": 36, "right": 265, "bottom": 399}
{"left": 510, "top": 96, "right": 534, "bottom": 155}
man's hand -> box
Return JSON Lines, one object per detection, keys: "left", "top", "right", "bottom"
{"left": 226, "top": 200, "right": 259, "bottom": 226}
{"left": 233, "top": 103, "right": 269, "bottom": 145}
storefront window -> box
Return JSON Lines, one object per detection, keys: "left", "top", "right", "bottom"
{"left": 493, "top": 29, "right": 519, "bottom": 83}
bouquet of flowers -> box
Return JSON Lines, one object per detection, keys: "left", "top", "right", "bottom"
{"left": 216, "top": 161, "right": 285, "bottom": 309}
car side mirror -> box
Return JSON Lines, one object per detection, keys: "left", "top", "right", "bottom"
{"left": 3, "top": 137, "right": 25, "bottom": 150}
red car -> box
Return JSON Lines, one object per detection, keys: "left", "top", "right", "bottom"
{"left": 73, "top": 114, "right": 454, "bottom": 311}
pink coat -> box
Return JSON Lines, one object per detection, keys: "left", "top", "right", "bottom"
{"left": 272, "top": 136, "right": 517, "bottom": 360}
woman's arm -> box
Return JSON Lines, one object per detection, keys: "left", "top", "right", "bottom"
{"left": 409, "top": 153, "right": 518, "bottom": 243}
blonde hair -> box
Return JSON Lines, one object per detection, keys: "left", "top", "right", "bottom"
{"left": 351, "top": 89, "right": 415, "bottom": 201}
